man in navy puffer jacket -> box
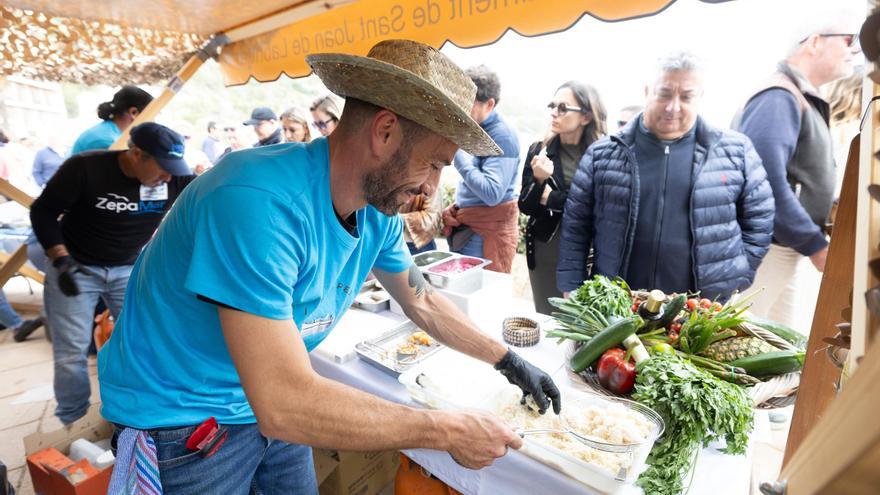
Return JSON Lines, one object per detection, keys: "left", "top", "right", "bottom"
{"left": 557, "top": 52, "right": 774, "bottom": 301}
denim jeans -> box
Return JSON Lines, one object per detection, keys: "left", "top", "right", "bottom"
{"left": 45, "top": 262, "right": 132, "bottom": 424}
{"left": 113, "top": 423, "right": 318, "bottom": 494}
{"left": 406, "top": 240, "right": 437, "bottom": 255}
{"left": 0, "top": 290, "right": 23, "bottom": 329}
{"left": 453, "top": 232, "right": 483, "bottom": 258}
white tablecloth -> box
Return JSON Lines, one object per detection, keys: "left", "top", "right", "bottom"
{"left": 310, "top": 297, "right": 753, "bottom": 495}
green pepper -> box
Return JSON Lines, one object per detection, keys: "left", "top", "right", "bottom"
{"left": 651, "top": 343, "right": 675, "bottom": 355}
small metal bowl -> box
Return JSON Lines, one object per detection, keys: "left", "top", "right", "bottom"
{"left": 502, "top": 316, "right": 541, "bottom": 347}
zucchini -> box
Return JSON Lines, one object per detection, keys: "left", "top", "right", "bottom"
{"left": 656, "top": 294, "right": 687, "bottom": 330}
{"left": 747, "top": 316, "right": 807, "bottom": 349}
{"left": 569, "top": 317, "right": 637, "bottom": 373}
{"left": 729, "top": 350, "right": 805, "bottom": 377}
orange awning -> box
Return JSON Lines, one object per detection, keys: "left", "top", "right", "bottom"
{"left": 218, "top": 0, "right": 679, "bottom": 85}
{"left": 1, "top": 0, "right": 728, "bottom": 85}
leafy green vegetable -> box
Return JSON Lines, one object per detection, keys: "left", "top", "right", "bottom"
{"left": 679, "top": 296, "right": 750, "bottom": 355}
{"left": 547, "top": 297, "right": 612, "bottom": 338}
{"left": 632, "top": 353, "right": 753, "bottom": 495}
{"left": 571, "top": 275, "right": 633, "bottom": 320}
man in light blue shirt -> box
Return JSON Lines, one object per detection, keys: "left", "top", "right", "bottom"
{"left": 99, "top": 40, "right": 559, "bottom": 494}
{"left": 32, "top": 141, "right": 66, "bottom": 187}
{"left": 442, "top": 65, "right": 521, "bottom": 272}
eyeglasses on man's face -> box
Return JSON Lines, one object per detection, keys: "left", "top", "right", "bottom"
{"left": 547, "top": 102, "right": 587, "bottom": 115}
{"left": 801, "top": 33, "right": 859, "bottom": 48}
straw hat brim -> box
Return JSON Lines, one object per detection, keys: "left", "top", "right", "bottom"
{"left": 306, "top": 53, "right": 502, "bottom": 157}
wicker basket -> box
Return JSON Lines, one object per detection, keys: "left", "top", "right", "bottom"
{"left": 566, "top": 291, "right": 801, "bottom": 409}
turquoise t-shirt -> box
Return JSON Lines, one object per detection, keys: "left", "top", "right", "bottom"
{"left": 71, "top": 120, "right": 121, "bottom": 154}
{"left": 98, "top": 138, "right": 412, "bottom": 428}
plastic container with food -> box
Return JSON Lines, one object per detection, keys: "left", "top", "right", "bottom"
{"left": 423, "top": 256, "right": 491, "bottom": 292}
{"left": 498, "top": 389, "right": 664, "bottom": 492}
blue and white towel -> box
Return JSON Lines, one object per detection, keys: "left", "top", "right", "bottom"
{"left": 107, "top": 428, "right": 162, "bottom": 494}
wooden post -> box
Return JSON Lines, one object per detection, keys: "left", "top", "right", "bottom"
{"left": 109, "top": 36, "right": 228, "bottom": 150}
{"left": 0, "top": 178, "right": 33, "bottom": 208}
{"left": 0, "top": 244, "right": 30, "bottom": 287}
{"left": 0, "top": 178, "right": 36, "bottom": 287}
{"left": 782, "top": 136, "right": 859, "bottom": 465}
{"left": 0, "top": 251, "right": 43, "bottom": 284}
{"left": 774, "top": 339, "right": 880, "bottom": 493}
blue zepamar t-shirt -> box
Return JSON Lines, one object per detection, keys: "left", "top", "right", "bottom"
{"left": 98, "top": 138, "right": 412, "bottom": 428}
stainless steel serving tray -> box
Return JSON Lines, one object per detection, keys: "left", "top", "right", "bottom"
{"left": 352, "top": 289, "right": 391, "bottom": 313}
{"left": 355, "top": 320, "right": 444, "bottom": 376}
{"left": 413, "top": 250, "right": 454, "bottom": 268}
{"left": 422, "top": 255, "right": 492, "bottom": 293}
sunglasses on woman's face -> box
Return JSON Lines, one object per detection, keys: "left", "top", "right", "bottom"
{"left": 547, "top": 102, "right": 586, "bottom": 115}
{"left": 313, "top": 118, "right": 334, "bottom": 130}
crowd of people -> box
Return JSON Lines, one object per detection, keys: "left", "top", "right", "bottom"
{"left": 0, "top": 11, "right": 861, "bottom": 493}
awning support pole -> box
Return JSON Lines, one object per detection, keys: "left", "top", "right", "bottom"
{"left": 109, "top": 34, "right": 230, "bottom": 150}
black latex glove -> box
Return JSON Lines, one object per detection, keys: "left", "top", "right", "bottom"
{"left": 495, "top": 349, "right": 561, "bottom": 415}
{"left": 53, "top": 255, "right": 81, "bottom": 297}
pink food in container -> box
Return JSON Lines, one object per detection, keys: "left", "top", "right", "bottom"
{"left": 427, "top": 257, "right": 483, "bottom": 275}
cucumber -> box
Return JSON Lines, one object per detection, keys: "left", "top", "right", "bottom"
{"left": 569, "top": 317, "right": 637, "bottom": 373}
{"left": 747, "top": 315, "right": 807, "bottom": 349}
{"left": 729, "top": 350, "right": 805, "bottom": 377}
{"left": 656, "top": 294, "right": 687, "bottom": 329}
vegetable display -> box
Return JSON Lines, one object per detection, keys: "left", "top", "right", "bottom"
{"left": 547, "top": 275, "right": 807, "bottom": 493}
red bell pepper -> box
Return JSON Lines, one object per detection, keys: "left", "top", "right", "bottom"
{"left": 596, "top": 348, "right": 636, "bottom": 394}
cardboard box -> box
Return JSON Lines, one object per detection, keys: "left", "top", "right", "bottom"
{"left": 313, "top": 449, "right": 399, "bottom": 495}
{"left": 23, "top": 404, "right": 113, "bottom": 495}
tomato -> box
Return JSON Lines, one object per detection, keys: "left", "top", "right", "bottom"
{"left": 686, "top": 299, "right": 698, "bottom": 310}
{"left": 671, "top": 323, "right": 682, "bottom": 332}
{"left": 713, "top": 302, "right": 723, "bottom": 312}
{"left": 631, "top": 302, "right": 640, "bottom": 313}
{"left": 699, "top": 298, "right": 711, "bottom": 309}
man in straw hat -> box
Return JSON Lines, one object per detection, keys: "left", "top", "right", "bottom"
{"left": 98, "top": 39, "right": 560, "bottom": 493}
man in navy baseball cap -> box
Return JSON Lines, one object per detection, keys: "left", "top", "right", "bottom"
{"left": 28, "top": 120, "right": 197, "bottom": 424}
{"left": 130, "top": 122, "right": 192, "bottom": 176}
{"left": 243, "top": 107, "right": 282, "bottom": 147}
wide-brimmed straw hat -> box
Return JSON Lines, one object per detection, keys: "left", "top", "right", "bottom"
{"left": 306, "top": 39, "right": 501, "bottom": 156}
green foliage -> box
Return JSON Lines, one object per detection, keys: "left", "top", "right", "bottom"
{"left": 632, "top": 354, "right": 753, "bottom": 495}
{"left": 571, "top": 275, "right": 632, "bottom": 320}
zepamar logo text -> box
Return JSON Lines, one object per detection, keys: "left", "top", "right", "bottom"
{"left": 96, "top": 193, "right": 166, "bottom": 214}
{"left": 96, "top": 193, "right": 138, "bottom": 212}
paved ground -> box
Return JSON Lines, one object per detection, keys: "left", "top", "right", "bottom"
{"left": 0, "top": 257, "right": 787, "bottom": 494}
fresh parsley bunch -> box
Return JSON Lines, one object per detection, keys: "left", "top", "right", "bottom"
{"left": 632, "top": 353, "right": 753, "bottom": 495}
{"left": 571, "top": 275, "right": 633, "bottom": 320}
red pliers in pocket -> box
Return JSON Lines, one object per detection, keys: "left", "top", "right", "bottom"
{"left": 185, "top": 417, "right": 229, "bottom": 458}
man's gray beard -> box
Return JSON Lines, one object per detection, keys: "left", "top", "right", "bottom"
{"left": 362, "top": 142, "right": 413, "bottom": 216}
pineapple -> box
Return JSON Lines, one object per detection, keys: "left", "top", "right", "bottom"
{"left": 701, "top": 336, "right": 774, "bottom": 362}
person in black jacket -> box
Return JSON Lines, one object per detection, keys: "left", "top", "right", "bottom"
{"left": 518, "top": 81, "right": 607, "bottom": 314}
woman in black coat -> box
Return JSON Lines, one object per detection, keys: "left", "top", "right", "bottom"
{"left": 518, "top": 81, "right": 607, "bottom": 314}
